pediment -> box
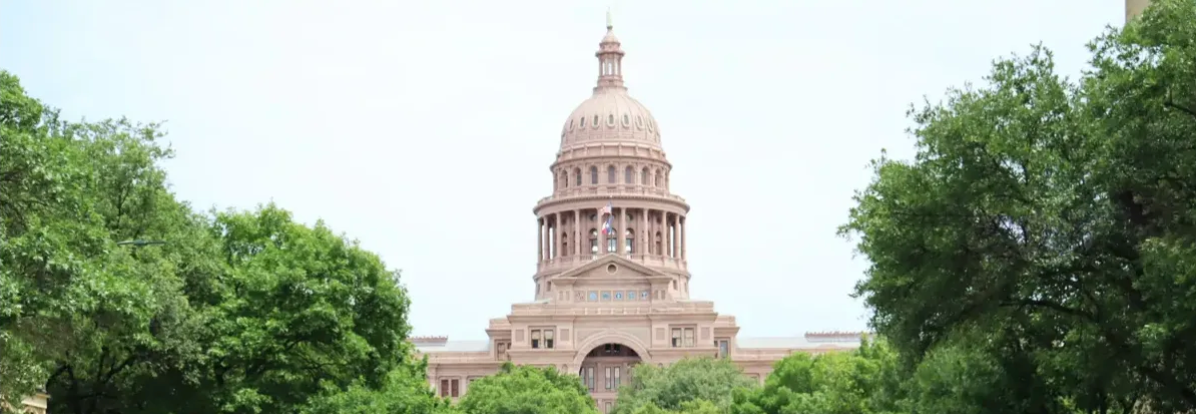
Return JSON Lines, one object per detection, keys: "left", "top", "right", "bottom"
{"left": 556, "top": 254, "right": 669, "bottom": 282}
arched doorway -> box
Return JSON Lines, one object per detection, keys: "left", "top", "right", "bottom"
{"left": 578, "top": 343, "right": 642, "bottom": 412}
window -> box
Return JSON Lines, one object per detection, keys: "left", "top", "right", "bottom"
{"left": 590, "top": 229, "right": 599, "bottom": 255}
{"left": 716, "top": 339, "right": 730, "bottom": 358}
{"left": 624, "top": 166, "right": 634, "bottom": 184}
{"left": 590, "top": 166, "right": 598, "bottom": 184}
{"left": 605, "top": 402, "right": 612, "bottom": 413}
{"left": 531, "top": 329, "right": 554, "bottom": 349}
{"left": 439, "top": 379, "right": 459, "bottom": 397}
{"left": 575, "top": 168, "right": 582, "bottom": 186}
{"left": 625, "top": 229, "right": 634, "bottom": 253}
{"left": 628, "top": 290, "right": 637, "bottom": 301}
{"left": 615, "top": 291, "right": 623, "bottom": 300}
{"left": 655, "top": 170, "right": 663, "bottom": 187}
{"left": 601, "top": 291, "right": 611, "bottom": 301}
{"left": 593, "top": 115, "right": 600, "bottom": 127}
{"left": 671, "top": 327, "right": 695, "bottom": 348}
{"left": 607, "top": 166, "right": 617, "bottom": 183}
{"left": 641, "top": 290, "right": 650, "bottom": 300}
{"left": 607, "top": 236, "right": 616, "bottom": 253}
{"left": 642, "top": 167, "right": 650, "bottom": 185}
{"left": 496, "top": 341, "right": 509, "bottom": 360}
{"left": 608, "top": 114, "right": 615, "bottom": 125}
{"left": 587, "top": 367, "right": 595, "bottom": 391}
{"left": 581, "top": 116, "right": 586, "bottom": 127}
{"left": 614, "top": 366, "right": 621, "bottom": 388}
{"left": 589, "top": 291, "right": 598, "bottom": 301}
{"left": 605, "top": 367, "right": 613, "bottom": 390}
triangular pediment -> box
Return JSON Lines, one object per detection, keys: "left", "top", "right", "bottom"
{"left": 556, "top": 254, "right": 669, "bottom": 281}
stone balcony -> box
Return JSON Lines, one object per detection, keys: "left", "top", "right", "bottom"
{"left": 509, "top": 300, "right": 715, "bottom": 316}
{"left": 535, "top": 184, "right": 688, "bottom": 211}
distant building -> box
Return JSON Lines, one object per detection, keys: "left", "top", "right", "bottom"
{"left": 1127, "top": 0, "right": 1151, "bottom": 21}
{"left": 413, "top": 16, "right": 864, "bottom": 411}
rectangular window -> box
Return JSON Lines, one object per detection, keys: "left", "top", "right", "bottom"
{"left": 683, "top": 328, "right": 695, "bottom": 347}
{"left": 605, "top": 402, "right": 612, "bottom": 413}
{"left": 614, "top": 366, "right": 621, "bottom": 388}
{"left": 628, "top": 290, "right": 637, "bottom": 301}
{"left": 586, "top": 367, "right": 595, "bottom": 392}
{"left": 496, "top": 341, "right": 509, "bottom": 360}
{"left": 671, "top": 328, "right": 682, "bottom": 347}
{"left": 601, "top": 291, "right": 611, "bottom": 301}
{"left": 716, "top": 339, "right": 729, "bottom": 358}
{"left": 545, "top": 329, "right": 555, "bottom": 349}
{"left": 440, "top": 379, "right": 449, "bottom": 397}
{"left": 451, "top": 379, "right": 459, "bottom": 397}
{"left": 531, "top": 330, "right": 541, "bottom": 349}
{"left": 605, "top": 367, "right": 613, "bottom": 390}
{"left": 641, "top": 290, "right": 650, "bottom": 300}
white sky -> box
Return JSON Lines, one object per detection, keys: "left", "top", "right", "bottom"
{"left": 2, "top": 0, "right": 1124, "bottom": 340}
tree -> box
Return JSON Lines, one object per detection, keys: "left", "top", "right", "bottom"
{"left": 731, "top": 339, "right": 904, "bottom": 414}
{"left": 613, "top": 357, "right": 757, "bottom": 414}
{"left": 301, "top": 362, "right": 456, "bottom": 414}
{"left": 457, "top": 362, "right": 597, "bottom": 414}
{"left": 841, "top": 0, "right": 1196, "bottom": 411}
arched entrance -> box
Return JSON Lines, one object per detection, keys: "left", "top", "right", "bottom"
{"left": 578, "top": 343, "right": 642, "bottom": 412}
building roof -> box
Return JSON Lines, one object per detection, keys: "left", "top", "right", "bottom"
{"left": 412, "top": 332, "right": 869, "bottom": 354}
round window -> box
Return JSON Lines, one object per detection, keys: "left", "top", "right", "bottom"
{"left": 635, "top": 116, "right": 644, "bottom": 130}
{"left": 592, "top": 115, "right": 600, "bottom": 128}
{"left": 580, "top": 117, "right": 586, "bottom": 128}
{"left": 622, "top": 114, "right": 631, "bottom": 127}
{"left": 607, "top": 114, "right": 615, "bottom": 126}
{"left": 648, "top": 120, "right": 655, "bottom": 133}
{"left": 568, "top": 118, "right": 574, "bottom": 130}
{"left": 607, "top": 264, "right": 618, "bottom": 274}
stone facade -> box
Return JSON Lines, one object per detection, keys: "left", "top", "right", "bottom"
{"left": 1, "top": 393, "right": 49, "bottom": 414}
{"left": 413, "top": 15, "right": 864, "bottom": 411}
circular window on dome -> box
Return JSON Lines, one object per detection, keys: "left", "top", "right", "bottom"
{"left": 635, "top": 116, "right": 644, "bottom": 130}
{"left": 622, "top": 114, "right": 631, "bottom": 128}
{"left": 592, "top": 115, "right": 600, "bottom": 129}
{"left": 568, "top": 118, "right": 574, "bottom": 131}
{"left": 648, "top": 120, "right": 654, "bottom": 133}
{"left": 580, "top": 116, "right": 586, "bottom": 128}
{"left": 607, "top": 114, "right": 615, "bottom": 126}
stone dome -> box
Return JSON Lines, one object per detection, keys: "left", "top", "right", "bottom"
{"left": 560, "top": 91, "right": 661, "bottom": 149}
{"left": 558, "top": 18, "right": 662, "bottom": 150}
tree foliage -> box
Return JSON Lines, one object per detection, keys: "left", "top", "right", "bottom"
{"left": 0, "top": 70, "right": 436, "bottom": 414}
{"left": 613, "top": 357, "right": 757, "bottom": 414}
{"left": 731, "top": 339, "right": 904, "bottom": 414}
{"left": 841, "top": 0, "right": 1196, "bottom": 412}
{"left": 457, "top": 362, "right": 597, "bottom": 414}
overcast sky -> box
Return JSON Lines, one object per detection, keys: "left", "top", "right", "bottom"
{"left": 2, "top": 0, "right": 1124, "bottom": 340}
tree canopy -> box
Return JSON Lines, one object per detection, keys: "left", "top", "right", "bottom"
{"left": 613, "top": 357, "right": 758, "bottom": 414}
{"left": 841, "top": 0, "right": 1196, "bottom": 412}
{"left": 457, "top": 362, "right": 598, "bottom": 414}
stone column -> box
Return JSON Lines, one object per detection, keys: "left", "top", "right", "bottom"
{"left": 680, "top": 216, "right": 687, "bottom": 260}
{"left": 553, "top": 212, "right": 561, "bottom": 259}
{"left": 618, "top": 207, "right": 627, "bottom": 254}
{"left": 670, "top": 214, "right": 678, "bottom": 258}
{"left": 537, "top": 217, "right": 543, "bottom": 262}
{"left": 641, "top": 208, "right": 649, "bottom": 257}
{"left": 574, "top": 210, "right": 582, "bottom": 257}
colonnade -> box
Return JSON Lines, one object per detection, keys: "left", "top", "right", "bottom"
{"left": 536, "top": 206, "right": 686, "bottom": 263}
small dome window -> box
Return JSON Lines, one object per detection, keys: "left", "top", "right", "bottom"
{"left": 568, "top": 118, "right": 574, "bottom": 130}
{"left": 648, "top": 119, "right": 655, "bottom": 133}
{"left": 607, "top": 114, "right": 615, "bottom": 126}
{"left": 592, "top": 115, "right": 600, "bottom": 128}
{"left": 580, "top": 116, "right": 586, "bottom": 128}
{"left": 635, "top": 116, "right": 644, "bottom": 130}
{"left": 622, "top": 114, "right": 631, "bottom": 128}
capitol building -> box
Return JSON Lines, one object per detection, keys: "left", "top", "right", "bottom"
{"left": 412, "top": 17, "right": 864, "bottom": 411}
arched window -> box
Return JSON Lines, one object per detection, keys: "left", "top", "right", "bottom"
{"left": 607, "top": 166, "right": 617, "bottom": 183}
{"left": 607, "top": 233, "right": 617, "bottom": 253}
{"left": 574, "top": 168, "right": 582, "bottom": 186}
{"left": 590, "top": 166, "right": 598, "bottom": 185}
{"left": 642, "top": 167, "right": 650, "bottom": 185}
{"left": 590, "top": 229, "right": 599, "bottom": 256}
{"left": 655, "top": 170, "right": 664, "bottom": 187}
{"left": 625, "top": 229, "right": 635, "bottom": 254}
{"left": 624, "top": 166, "right": 634, "bottom": 184}
{"left": 655, "top": 232, "right": 663, "bottom": 256}
{"left": 561, "top": 233, "right": 569, "bottom": 257}
{"left": 561, "top": 171, "right": 568, "bottom": 188}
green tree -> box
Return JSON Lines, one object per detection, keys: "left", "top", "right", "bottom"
{"left": 457, "top": 362, "right": 597, "bottom": 414}
{"left": 841, "top": 0, "right": 1196, "bottom": 412}
{"left": 301, "top": 362, "right": 456, "bottom": 414}
{"left": 731, "top": 339, "right": 904, "bottom": 414}
{"left": 613, "top": 357, "right": 757, "bottom": 414}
